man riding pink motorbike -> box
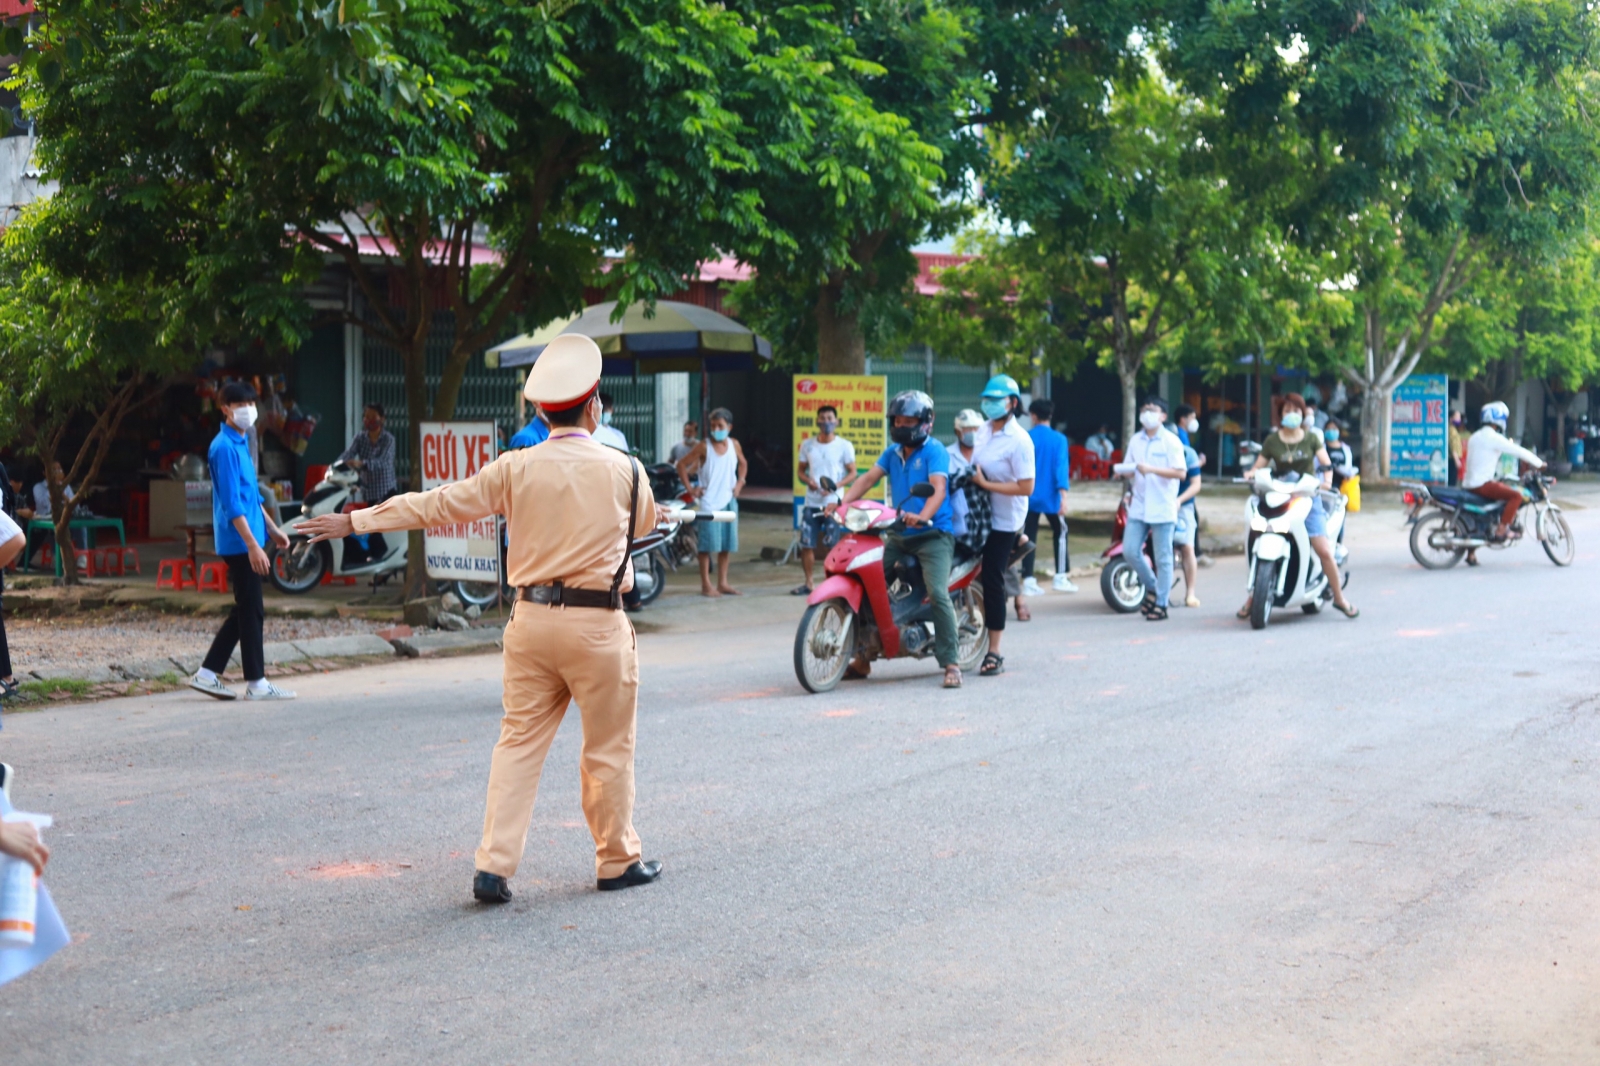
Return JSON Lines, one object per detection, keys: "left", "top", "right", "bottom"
{"left": 793, "top": 391, "right": 989, "bottom": 692}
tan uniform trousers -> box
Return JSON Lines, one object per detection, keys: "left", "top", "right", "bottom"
{"left": 475, "top": 600, "right": 643, "bottom": 880}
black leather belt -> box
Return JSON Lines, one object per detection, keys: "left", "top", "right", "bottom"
{"left": 518, "top": 583, "right": 620, "bottom": 609}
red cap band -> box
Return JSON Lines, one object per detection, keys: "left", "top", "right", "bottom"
{"left": 537, "top": 384, "right": 598, "bottom": 413}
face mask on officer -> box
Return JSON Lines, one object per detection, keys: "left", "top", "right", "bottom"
{"left": 1139, "top": 409, "right": 1163, "bottom": 431}
{"left": 980, "top": 398, "right": 1010, "bottom": 422}
{"left": 232, "top": 403, "right": 258, "bottom": 430}
{"left": 1280, "top": 410, "right": 1304, "bottom": 430}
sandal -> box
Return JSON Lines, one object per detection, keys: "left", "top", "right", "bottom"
{"left": 1185, "top": 594, "right": 1200, "bottom": 608}
{"left": 1236, "top": 603, "right": 1252, "bottom": 619}
{"left": 979, "top": 652, "right": 1005, "bottom": 677}
{"left": 1335, "top": 601, "right": 1360, "bottom": 619}
{"left": 1015, "top": 600, "right": 1031, "bottom": 622}
{"left": 943, "top": 666, "right": 963, "bottom": 689}
{"left": 791, "top": 585, "right": 813, "bottom": 596}
{"left": 1145, "top": 604, "right": 1168, "bottom": 621}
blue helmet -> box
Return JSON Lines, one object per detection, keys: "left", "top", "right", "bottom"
{"left": 980, "top": 374, "right": 1021, "bottom": 399}
{"left": 1481, "top": 401, "right": 1510, "bottom": 430}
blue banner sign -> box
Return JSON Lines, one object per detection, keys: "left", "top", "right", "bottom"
{"left": 1390, "top": 374, "right": 1449, "bottom": 482}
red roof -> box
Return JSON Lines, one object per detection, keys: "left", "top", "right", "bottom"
{"left": 0, "top": 0, "right": 35, "bottom": 15}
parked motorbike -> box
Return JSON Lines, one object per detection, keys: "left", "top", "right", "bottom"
{"left": 1098, "top": 478, "right": 1181, "bottom": 612}
{"left": 1403, "top": 471, "right": 1573, "bottom": 568}
{"left": 1240, "top": 468, "right": 1348, "bottom": 629}
{"left": 269, "top": 461, "right": 407, "bottom": 594}
{"left": 794, "top": 481, "right": 988, "bottom": 693}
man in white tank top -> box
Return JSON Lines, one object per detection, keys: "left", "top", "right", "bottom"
{"left": 674, "top": 407, "right": 747, "bottom": 596}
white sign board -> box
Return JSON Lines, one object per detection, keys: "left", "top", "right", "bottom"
{"left": 418, "top": 421, "right": 500, "bottom": 582}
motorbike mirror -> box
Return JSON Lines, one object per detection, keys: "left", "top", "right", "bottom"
{"left": 819, "top": 476, "right": 838, "bottom": 493}
{"left": 909, "top": 482, "right": 935, "bottom": 499}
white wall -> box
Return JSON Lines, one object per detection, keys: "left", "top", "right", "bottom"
{"left": 655, "top": 372, "right": 690, "bottom": 464}
{"left": 0, "top": 134, "right": 55, "bottom": 226}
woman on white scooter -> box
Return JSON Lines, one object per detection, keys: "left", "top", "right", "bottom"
{"left": 1236, "top": 392, "right": 1359, "bottom": 620}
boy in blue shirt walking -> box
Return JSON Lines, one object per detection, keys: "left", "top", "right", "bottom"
{"left": 1020, "top": 399, "right": 1075, "bottom": 596}
{"left": 189, "top": 381, "right": 296, "bottom": 701}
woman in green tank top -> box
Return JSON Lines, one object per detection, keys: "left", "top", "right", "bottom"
{"left": 1237, "top": 392, "right": 1359, "bottom": 619}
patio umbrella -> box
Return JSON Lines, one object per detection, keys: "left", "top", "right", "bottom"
{"left": 484, "top": 300, "right": 772, "bottom": 374}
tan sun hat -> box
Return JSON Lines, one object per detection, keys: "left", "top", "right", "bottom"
{"left": 523, "top": 334, "right": 603, "bottom": 409}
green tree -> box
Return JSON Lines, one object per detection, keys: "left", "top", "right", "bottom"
{"left": 1168, "top": 0, "right": 1600, "bottom": 476}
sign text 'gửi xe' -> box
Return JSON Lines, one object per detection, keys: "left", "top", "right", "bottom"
{"left": 418, "top": 422, "right": 500, "bottom": 582}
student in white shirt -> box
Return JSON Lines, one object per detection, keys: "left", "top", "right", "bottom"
{"left": 968, "top": 375, "right": 1035, "bottom": 674}
{"left": 1462, "top": 400, "right": 1544, "bottom": 564}
{"left": 1119, "top": 396, "right": 1185, "bottom": 621}
{"left": 794, "top": 405, "right": 857, "bottom": 593}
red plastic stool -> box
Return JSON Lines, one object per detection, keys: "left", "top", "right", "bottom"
{"left": 114, "top": 546, "right": 141, "bottom": 575}
{"left": 156, "top": 558, "right": 196, "bottom": 590}
{"left": 320, "top": 570, "right": 357, "bottom": 587}
{"left": 197, "top": 561, "right": 230, "bottom": 593}
{"left": 72, "top": 548, "right": 96, "bottom": 577}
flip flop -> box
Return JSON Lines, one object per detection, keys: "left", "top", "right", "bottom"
{"left": 791, "top": 585, "right": 813, "bottom": 596}
{"left": 1236, "top": 603, "right": 1251, "bottom": 619}
{"left": 1015, "top": 601, "right": 1032, "bottom": 622}
{"left": 943, "top": 667, "right": 963, "bottom": 689}
{"left": 1335, "top": 601, "right": 1360, "bottom": 618}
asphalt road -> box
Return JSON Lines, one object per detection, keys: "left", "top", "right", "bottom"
{"left": 3, "top": 489, "right": 1599, "bottom": 1064}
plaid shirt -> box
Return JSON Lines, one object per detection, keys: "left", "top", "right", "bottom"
{"left": 338, "top": 429, "right": 397, "bottom": 501}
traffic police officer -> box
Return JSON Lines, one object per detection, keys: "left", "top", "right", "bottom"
{"left": 300, "top": 335, "right": 662, "bottom": 901}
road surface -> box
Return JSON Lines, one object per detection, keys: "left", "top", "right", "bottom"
{"left": 2, "top": 488, "right": 1598, "bottom": 1063}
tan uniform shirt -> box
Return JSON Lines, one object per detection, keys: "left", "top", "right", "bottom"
{"left": 351, "top": 427, "right": 657, "bottom": 591}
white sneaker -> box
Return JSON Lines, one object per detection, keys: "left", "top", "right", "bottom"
{"left": 1021, "top": 577, "right": 1043, "bottom": 597}
{"left": 1052, "top": 573, "right": 1080, "bottom": 593}
{"left": 244, "top": 682, "right": 297, "bottom": 701}
{"left": 189, "top": 673, "right": 238, "bottom": 701}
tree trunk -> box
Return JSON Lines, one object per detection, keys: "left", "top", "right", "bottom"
{"left": 1117, "top": 362, "right": 1139, "bottom": 452}
{"left": 402, "top": 311, "right": 433, "bottom": 603}
{"left": 815, "top": 282, "right": 866, "bottom": 375}
{"left": 1358, "top": 385, "right": 1392, "bottom": 481}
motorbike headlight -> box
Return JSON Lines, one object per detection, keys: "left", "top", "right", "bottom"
{"left": 843, "top": 506, "right": 872, "bottom": 533}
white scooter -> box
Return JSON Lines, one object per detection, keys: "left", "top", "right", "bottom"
{"left": 269, "top": 461, "right": 408, "bottom": 594}
{"left": 1242, "top": 468, "right": 1348, "bottom": 630}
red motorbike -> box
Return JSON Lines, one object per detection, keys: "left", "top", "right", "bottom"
{"left": 794, "top": 482, "right": 988, "bottom": 693}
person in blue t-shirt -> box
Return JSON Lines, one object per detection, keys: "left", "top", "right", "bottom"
{"left": 828, "top": 390, "right": 963, "bottom": 688}
{"left": 1020, "top": 398, "right": 1075, "bottom": 598}
{"left": 189, "top": 381, "right": 296, "bottom": 702}
{"left": 508, "top": 406, "right": 550, "bottom": 449}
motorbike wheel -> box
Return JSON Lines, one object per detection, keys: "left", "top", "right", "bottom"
{"left": 1099, "top": 557, "right": 1145, "bottom": 613}
{"left": 1538, "top": 509, "right": 1575, "bottom": 567}
{"left": 954, "top": 585, "right": 990, "bottom": 672}
{"left": 452, "top": 580, "right": 507, "bottom": 609}
{"left": 269, "top": 539, "right": 326, "bottom": 595}
{"left": 1249, "top": 560, "right": 1277, "bottom": 630}
{"left": 1409, "top": 510, "right": 1466, "bottom": 569}
{"left": 674, "top": 524, "right": 699, "bottom": 567}
{"left": 634, "top": 552, "right": 669, "bottom": 606}
{"left": 794, "top": 598, "right": 855, "bottom": 694}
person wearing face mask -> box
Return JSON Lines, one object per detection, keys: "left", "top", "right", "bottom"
{"left": 189, "top": 381, "right": 296, "bottom": 701}
{"left": 675, "top": 407, "right": 747, "bottom": 596}
{"left": 1119, "top": 397, "right": 1186, "bottom": 621}
{"left": 338, "top": 403, "right": 398, "bottom": 503}
{"left": 509, "top": 405, "right": 551, "bottom": 449}
{"left": 829, "top": 390, "right": 961, "bottom": 687}
{"left": 968, "top": 377, "right": 1035, "bottom": 672}
{"left": 1321, "top": 419, "right": 1357, "bottom": 491}
{"left": 593, "top": 392, "right": 630, "bottom": 452}
{"left": 1237, "top": 392, "right": 1358, "bottom": 619}
{"left": 946, "top": 408, "right": 984, "bottom": 544}
{"left": 1019, "top": 398, "right": 1074, "bottom": 599}
{"left": 794, "top": 405, "right": 857, "bottom": 595}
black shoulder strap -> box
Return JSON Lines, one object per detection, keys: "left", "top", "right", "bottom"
{"left": 609, "top": 458, "right": 641, "bottom": 608}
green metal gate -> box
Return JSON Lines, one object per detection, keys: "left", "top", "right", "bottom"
{"left": 866, "top": 357, "right": 991, "bottom": 439}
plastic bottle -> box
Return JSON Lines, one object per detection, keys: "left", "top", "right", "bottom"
{"left": 0, "top": 813, "right": 52, "bottom": 949}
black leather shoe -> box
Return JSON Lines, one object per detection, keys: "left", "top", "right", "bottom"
{"left": 473, "top": 870, "right": 512, "bottom": 903}
{"left": 596, "top": 860, "right": 661, "bottom": 892}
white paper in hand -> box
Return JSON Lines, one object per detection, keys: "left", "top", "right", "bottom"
{"left": 0, "top": 792, "right": 69, "bottom": 986}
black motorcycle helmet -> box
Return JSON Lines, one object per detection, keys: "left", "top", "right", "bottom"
{"left": 888, "top": 389, "right": 935, "bottom": 446}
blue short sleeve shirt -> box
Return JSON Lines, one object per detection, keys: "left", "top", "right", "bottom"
{"left": 209, "top": 426, "right": 266, "bottom": 556}
{"left": 874, "top": 438, "right": 954, "bottom": 534}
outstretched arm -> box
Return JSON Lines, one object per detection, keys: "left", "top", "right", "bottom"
{"left": 301, "top": 460, "right": 506, "bottom": 543}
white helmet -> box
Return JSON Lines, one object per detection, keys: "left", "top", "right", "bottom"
{"left": 1481, "top": 401, "right": 1510, "bottom": 429}
{"left": 953, "top": 408, "right": 984, "bottom": 430}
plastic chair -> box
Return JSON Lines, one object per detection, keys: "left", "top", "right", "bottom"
{"left": 197, "top": 561, "right": 230, "bottom": 593}
{"left": 156, "top": 558, "right": 196, "bottom": 590}
{"left": 114, "top": 546, "right": 141, "bottom": 574}
{"left": 71, "top": 548, "right": 96, "bottom": 578}
{"left": 95, "top": 547, "right": 117, "bottom": 575}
